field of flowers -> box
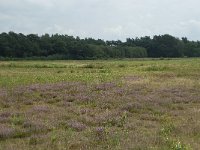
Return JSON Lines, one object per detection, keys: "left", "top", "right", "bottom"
{"left": 0, "top": 58, "right": 200, "bottom": 149}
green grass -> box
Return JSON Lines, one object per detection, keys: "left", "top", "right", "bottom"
{"left": 0, "top": 58, "right": 200, "bottom": 88}
{"left": 0, "top": 58, "right": 200, "bottom": 149}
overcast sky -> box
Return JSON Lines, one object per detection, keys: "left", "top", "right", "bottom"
{"left": 0, "top": 0, "right": 200, "bottom": 41}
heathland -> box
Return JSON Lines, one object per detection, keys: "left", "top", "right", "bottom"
{"left": 0, "top": 58, "right": 200, "bottom": 149}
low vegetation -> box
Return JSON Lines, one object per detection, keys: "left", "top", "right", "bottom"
{"left": 0, "top": 58, "right": 200, "bottom": 149}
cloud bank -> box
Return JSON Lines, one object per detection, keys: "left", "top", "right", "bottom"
{"left": 0, "top": 0, "right": 200, "bottom": 40}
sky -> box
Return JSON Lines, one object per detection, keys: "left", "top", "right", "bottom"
{"left": 0, "top": 0, "right": 200, "bottom": 41}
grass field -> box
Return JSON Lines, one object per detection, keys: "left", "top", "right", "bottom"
{"left": 0, "top": 58, "right": 200, "bottom": 150}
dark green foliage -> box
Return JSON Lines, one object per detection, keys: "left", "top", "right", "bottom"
{"left": 151, "top": 35, "right": 184, "bottom": 57}
{"left": 126, "top": 35, "right": 200, "bottom": 58}
{"left": 0, "top": 32, "right": 200, "bottom": 59}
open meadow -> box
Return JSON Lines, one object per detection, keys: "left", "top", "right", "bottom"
{"left": 0, "top": 58, "right": 200, "bottom": 150}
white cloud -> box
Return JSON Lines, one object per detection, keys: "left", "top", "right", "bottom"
{"left": 0, "top": 13, "right": 13, "bottom": 20}
{"left": 44, "top": 25, "right": 75, "bottom": 35}
{"left": 104, "top": 25, "right": 123, "bottom": 37}
{"left": 0, "top": 0, "right": 200, "bottom": 40}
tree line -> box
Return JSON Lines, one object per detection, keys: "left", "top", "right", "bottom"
{"left": 0, "top": 32, "right": 200, "bottom": 59}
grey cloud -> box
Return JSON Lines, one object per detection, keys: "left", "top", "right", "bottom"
{"left": 0, "top": 0, "right": 200, "bottom": 40}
